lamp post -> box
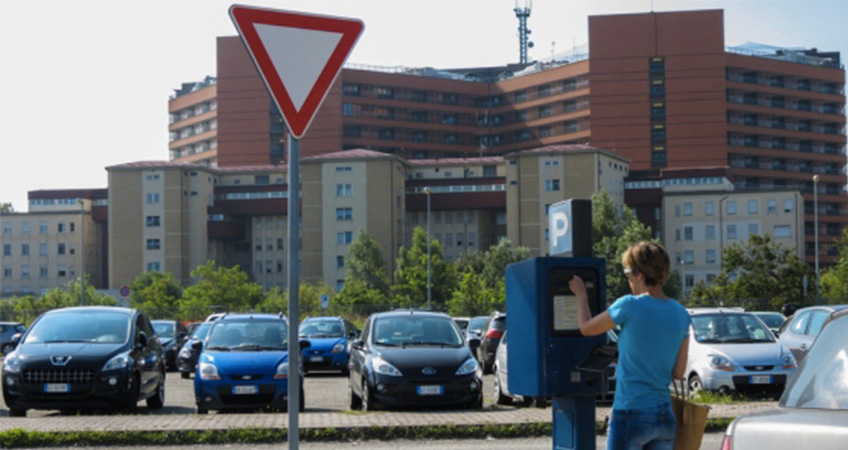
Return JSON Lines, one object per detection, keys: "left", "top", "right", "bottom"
{"left": 424, "top": 187, "right": 432, "bottom": 310}
{"left": 680, "top": 260, "right": 688, "bottom": 302}
{"left": 77, "top": 198, "right": 86, "bottom": 306}
{"left": 813, "top": 174, "right": 820, "bottom": 304}
{"left": 718, "top": 195, "right": 729, "bottom": 260}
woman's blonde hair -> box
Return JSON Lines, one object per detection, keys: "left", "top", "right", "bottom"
{"left": 621, "top": 241, "right": 670, "bottom": 287}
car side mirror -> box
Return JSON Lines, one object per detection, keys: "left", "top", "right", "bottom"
{"left": 137, "top": 332, "right": 149, "bottom": 349}
{"left": 468, "top": 337, "right": 481, "bottom": 350}
{"left": 12, "top": 332, "right": 22, "bottom": 344}
{"left": 191, "top": 339, "right": 203, "bottom": 351}
{"left": 351, "top": 339, "right": 363, "bottom": 350}
{"left": 299, "top": 339, "right": 311, "bottom": 350}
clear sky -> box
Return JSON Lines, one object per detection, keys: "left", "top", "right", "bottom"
{"left": 1, "top": 0, "right": 846, "bottom": 212}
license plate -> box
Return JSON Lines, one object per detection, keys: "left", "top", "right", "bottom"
{"left": 309, "top": 356, "right": 324, "bottom": 362}
{"left": 750, "top": 375, "right": 772, "bottom": 384}
{"left": 44, "top": 383, "right": 69, "bottom": 393}
{"left": 417, "top": 385, "right": 444, "bottom": 396}
{"left": 232, "top": 385, "right": 258, "bottom": 395}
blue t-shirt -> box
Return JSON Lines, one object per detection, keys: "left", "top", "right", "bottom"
{"left": 608, "top": 294, "right": 691, "bottom": 410}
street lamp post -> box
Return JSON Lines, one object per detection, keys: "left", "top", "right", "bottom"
{"left": 77, "top": 199, "right": 86, "bottom": 306}
{"left": 680, "top": 260, "right": 687, "bottom": 301}
{"left": 813, "top": 174, "right": 820, "bottom": 304}
{"left": 424, "top": 187, "right": 432, "bottom": 310}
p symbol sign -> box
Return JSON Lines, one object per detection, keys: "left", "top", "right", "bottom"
{"left": 548, "top": 199, "right": 592, "bottom": 257}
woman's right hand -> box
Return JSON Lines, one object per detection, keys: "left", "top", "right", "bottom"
{"left": 569, "top": 275, "right": 587, "bottom": 299}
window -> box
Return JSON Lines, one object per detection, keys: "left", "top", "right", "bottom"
{"left": 69, "top": 244, "right": 75, "bottom": 255}
{"left": 544, "top": 160, "right": 560, "bottom": 167}
{"left": 749, "top": 223, "right": 759, "bottom": 235}
{"left": 727, "top": 224, "right": 737, "bottom": 239}
{"left": 255, "top": 239, "right": 262, "bottom": 251}
{"left": 767, "top": 200, "right": 777, "bottom": 214}
{"left": 726, "top": 200, "right": 737, "bottom": 215}
{"left": 57, "top": 243, "right": 66, "bottom": 255}
{"left": 39, "top": 221, "right": 48, "bottom": 234}
{"left": 255, "top": 175, "right": 270, "bottom": 185}
{"left": 337, "top": 256, "right": 345, "bottom": 268}
{"left": 21, "top": 243, "right": 29, "bottom": 256}
{"left": 675, "top": 205, "right": 680, "bottom": 217}
{"left": 146, "top": 239, "right": 161, "bottom": 250}
{"left": 145, "top": 173, "right": 161, "bottom": 181}
{"left": 39, "top": 266, "right": 48, "bottom": 278}
{"left": 58, "top": 222, "right": 65, "bottom": 234}
{"left": 705, "top": 202, "right": 715, "bottom": 216}
{"left": 748, "top": 200, "right": 758, "bottom": 214}
{"left": 683, "top": 203, "right": 693, "bottom": 216}
{"left": 545, "top": 179, "right": 560, "bottom": 191}
{"left": 2, "top": 267, "right": 10, "bottom": 278}
{"left": 146, "top": 216, "right": 160, "bottom": 227}
{"left": 2, "top": 222, "right": 10, "bottom": 235}
{"left": 342, "top": 103, "right": 354, "bottom": 116}
{"left": 774, "top": 225, "right": 791, "bottom": 238}
{"left": 277, "top": 238, "right": 283, "bottom": 251}
{"left": 336, "top": 184, "right": 353, "bottom": 197}
{"left": 705, "top": 225, "right": 715, "bottom": 241}
{"left": 539, "top": 105, "right": 552, "bottom": 117}
{"left": 336, "top": 207, "right": 353, "bottom": 221}
{"left": 685, "top": 275, "right": 694, "bottom": 288}
{"left": 337, "top": 231, "right": 353, "bottom": 244}
{"left": 684, "top": 226, "right": 693, "bottom": 241}
{"left": 684, "top": 250, "right": 694, "bottom": 264}
{"left": 69, "top": 222, "right": 75, "bottom": 233}
{"left": 146, "top": 193, "right": 160, "bottom": 204}
{"left": 445, "top": 233, "right": 453, "bottom": 247}
{"left": 266, "top": 238, "right": 273, "bottom": 251}
{"left": 706, "top": 249, "right": 716, "bottom": 264}
{"left": 21, "top": 222, "right": 29, "bottom": 235}
{"left": 147, "top": 262, "right": 161, "bottom": 271}
{"left": 39, "top": 243, "right": 47, "bottom": 256}
{"left": 58, "top": 265, "right": 66, "bottom": 277}
{"left": 675, "top": 229, "right": 681, "bottom": 241}
{"left": 783, "top": 199, "right": 793, "bottom": 213}
{"left": 2, "top": 244, "right": 10, "bottom": 256}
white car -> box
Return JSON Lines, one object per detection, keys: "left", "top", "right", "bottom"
{"left": 685, "top": 308, "right": 797, "bottom": 396}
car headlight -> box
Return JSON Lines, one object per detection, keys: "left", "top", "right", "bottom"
{"left": 3, "top": 356, "right": 20, "bottom": 373}
{"left": 456, "top": 358, "right": 479, "bottom": 376}
{"left": 275, "top": 362, "right": 289, "bottom": 380}
{"left": 332, "top": 343, "right": 345, "bottom": 353}
{"left": 179, "top": 347, "right": 192, "bottom": 358}
{"left": 782, "top": 353, "right": 797, "bottom": 369}
{"left": 199, "top": 362, "right": 220, "bottom": 380}
{"left": 372, "top": 356, "right": 402, "bottom": 376}
{"left": 103, "top": 352, "right": 131, "bottom": 372}
{"left": 708, "top": 354, "right": 734, "bottom": 371}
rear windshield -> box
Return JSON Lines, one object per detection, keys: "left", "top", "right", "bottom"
{"left": 469, "top": 317, "right": 488, "bottom": 334}
{"left": 755, "top": 313, "right": 786, "bottom": 329}
{"left": 206, "top": 320, "right": 287, "bottom": 351}
{"left": 781, "top": 316, "right": 848, "bottom": 410}
{"left": 152, "top": 322, "right": 176, "bottom": 338}
{"left": 299, "top": 320, "right": 344, "bottom": 338}
{"left": 25, "top": 310, "right": 131, "bottom": 344}
{"left": 192, "top": 323, "right": 212, "bottom": 340}
{"left": 372, "top": 316, "right": 463, "bottom": 347}
{"left": 491, "top": 316, "right": 506, "bottom": 331}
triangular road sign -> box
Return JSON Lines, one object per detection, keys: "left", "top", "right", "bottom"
{"left": 229, "top": 5, "right": 364, "bottom": 139}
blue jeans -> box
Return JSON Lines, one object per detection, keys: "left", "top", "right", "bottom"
{"left": 607, "top": 401, "right": 676, "bottom": 450}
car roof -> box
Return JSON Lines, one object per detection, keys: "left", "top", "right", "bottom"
{"left": 0, "top": 321, "right": 23, "bottom": 325}
{"left": 45, "top": 306, "right": 135, "bottom": 316}
{"left": 751, "top": 311, "right": 785, "bottom": 315}
{"left": 687, "top": 307, "right": 746, "bottom": 315}
{"left": 371, "top": 309, "right": 451, "bottom": 319}
{"left": 219, "top": 313, "right": 287, "bottom": 322}
{"left": 151, "top": 319, "right": 178, "bottom": 323}
{"left": 793, "top": 304, "right": 848, "bottom": 314}
{"left": 302, "top": 316, "right": 343, "bottom": 321}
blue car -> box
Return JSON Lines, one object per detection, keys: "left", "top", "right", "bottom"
{"left": 193, "top": 313, "right": 308, "bottom": 414}
{"left": 299, "top": 317, "right": 360, "bottom": 375}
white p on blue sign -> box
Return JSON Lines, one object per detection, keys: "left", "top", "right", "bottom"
{"left": 549, "top": 201, "right": 573, "bottom": 256}
{"left": 548, "top": 199, "right": 593, "bottom": 257}
{"left": 320, "top": 295, "right": 330, "bottom": 309}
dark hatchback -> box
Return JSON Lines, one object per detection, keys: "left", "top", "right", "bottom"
{"left": 348, "top": 310, "right": 482, "bottom": 410}
{"left": 177, "top": 322, "right": 212, "bottom": 378}
{"left": 2, "top": 307, "right": 166, "bottom": 417}
{"left": 476, "top": 311, "right": 506, "bottom": 374}
{"left": 151, "top": 320, "right": 189, "bottom": 371}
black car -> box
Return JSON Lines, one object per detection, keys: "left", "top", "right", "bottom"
{"left": 152, "top": 320, "right": 189, "bottom": 371}
{"left": 476, "top": 311, "right": 506, "bottom": 374}
{"left": 2, "top": 306, "right": 166, "bottom": 417}
{"left": 177, "top": 322, "right": 212, "bottom": 379}
{"left": 348, "top": 310, "right": 482, "bottom": 411}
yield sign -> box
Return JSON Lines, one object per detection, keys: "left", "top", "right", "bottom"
{"left": 229, "top": 5, "right": 364, "bottom": 139}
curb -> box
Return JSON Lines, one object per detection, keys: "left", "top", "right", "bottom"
{"left": 0, "top": 418, "right": 734, "bottom": 448}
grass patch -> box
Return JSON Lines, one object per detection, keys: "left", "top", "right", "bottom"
{"left": 690, "top": 390, "right": 748, "bottom": 404}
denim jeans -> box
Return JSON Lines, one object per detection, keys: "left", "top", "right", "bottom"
{"left": 607, "top": 401, "right": 677, "bottom": 450}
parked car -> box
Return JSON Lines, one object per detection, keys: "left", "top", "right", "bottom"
{"left": 151, "top": 320, "right": 189, "bottom": 371}
{"left": 721, "top": 309, "right": 848, "bottom": 448}
{"left": 348, "top": 310, "right": 482, "bottom": 410}
{"left": 751, "top": 311, "right": 787, "bottom": 336}
{"left": 778, "top": 304, "right": 848, "bottom": 364}
{"left": 685, "top": 308, "right": 797, "bottom": 396}
{"left": 476, "top": 311, "right": 506, "bottom": 374}
{"left": 0, "top": 322, "right": 27, "bottom": 355}
{"left": 467, "top": 316, "right": 488, "bottom": 338}
{"left": 2, "top": 306, "right": 166, "bottom": 417}
{"left": 193, "top": 313, "right": 309, "bottom": 414}
{"left": 205, "top": 312, "right": 227, "bottom": 322}
{"left": 185, "top": 321, "right": 202, "bottom": 336}
{"left": 299, "top": 316, "right": 359, "bottom": 375}
{"left": 452, "top": 317, "right": 470, "bottom": 336}
{"left": 177, "top": 322, "right": 212, "bottom": 379}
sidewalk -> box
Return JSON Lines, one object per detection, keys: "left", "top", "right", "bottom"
{"left": 0, "top": 401, "right": 778, "bottom": 433}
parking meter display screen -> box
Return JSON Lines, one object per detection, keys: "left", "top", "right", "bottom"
{"left": 548, "top": 267, "right": 601, "bottom": 336}
{"left": 553, "top": 295, "right": 579, "bottom": 331}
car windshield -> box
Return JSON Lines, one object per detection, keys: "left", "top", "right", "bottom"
{"left": 152, "top": 322, "right": 176, "bottom": 338}
{"left": 372, "top": 316, "right": 463, "bottom": 347}
{"left": 691, "top": 314, "right": 775, "bottom": 343}
{"left": 781, "top": 316, "right": 848, "bottom": 410}
{"left": 24, "top": 310, "right": 131, "bottom": 344}
{"left": 469, "top": 317, "right": 488, "bottom": 334}
{"left": 206, "top": 320, "right": 287, "bottom": 351}
{"left": 192, "top": 323, "right": 212, "bottom": 340}
{"left": 754, "top": 313, "right": 785, "bottom": 329}
{"left": 299, "top": 320, "right": 344, "bottom": 338}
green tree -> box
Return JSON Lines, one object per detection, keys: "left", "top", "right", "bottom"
{"left": 39, "top": 277, "right": 117, "bottom": 310}
{"left": 180, "top": 261, "right": 263, "bottom": 317}
{"left": 0, "top": 202, "right": 14, "bottom": 213}
{"left": 393, "top": 227, "right": 456, "bottom": 310}
{"left": 592, "top": 190, "right": 654, "bottom": 300}
{"left": 335, "top": 279, "right": 391, "bottom": 310}
{"left": 130, "top": 271, "right": 182, "bottom": 318}
{"left": 820, "top": 229, "right": 848, "bottom": 303}
{"left": 345, "top": 229, "right": 390, "bottom": 296}
{"left": 255, "top": 281, "right": 336, "bottom": 320}
{"left": 448, "top": 272, "right": 490, "bottom": 316}
{"left": 480, "top": 238, "right": 530, "bottom": 290}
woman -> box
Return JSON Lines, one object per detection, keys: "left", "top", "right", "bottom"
{"left": 569, "top": 241, "right": 691, "bottom": 450}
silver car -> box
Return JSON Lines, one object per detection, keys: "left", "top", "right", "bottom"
{"left": 722, "top": 310, "right": 848, "bottom": 449}
{"left": 778, "top": 304, "right": 848, "bottom": 364}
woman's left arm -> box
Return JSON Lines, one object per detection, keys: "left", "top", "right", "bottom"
{"left": 570, "top": 276, "right": 616, "bottom": 336}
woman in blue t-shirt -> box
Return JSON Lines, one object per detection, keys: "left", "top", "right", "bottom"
{"left": 569, "top": 241, "right": 691, "bottom": 450}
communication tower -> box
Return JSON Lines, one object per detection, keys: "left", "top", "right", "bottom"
{"left": 514, "top": 1, "right": 533, "bottom": 64}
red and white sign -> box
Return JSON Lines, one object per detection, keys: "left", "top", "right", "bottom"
{"left": 229, "top": 5, "right": 364, "bottom": 139}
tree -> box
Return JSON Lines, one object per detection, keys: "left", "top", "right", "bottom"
{"left": 255, "top": 281, "right": 336, "bottom": 320}
{"left": 448, "top": 272, "right": 491, "bottom": 316}
{"left": 591, "top": 190, "right": 654, "bottom": 300}
{"left": 0, "top": 202, "right": 13, "bottom": 213}
{"left": 180, "top": 261, "right": 263, "bottom": 318}
{"left": 480, "top": 238, "right": 530, "bottom": 290}
{"left": 130, "top": 271, "right": 182, "bottom": 318}
{"left": 820, "top": 229, "right": 848, "bottom": 303}
{"left": 393, "top": 227, "right": 456, "bottom": 310}
{"left": 344, "top": 229, "right": 390, "bottom": 296}
{"left": 39, "top": 277, "right": 116, "bottom": 310}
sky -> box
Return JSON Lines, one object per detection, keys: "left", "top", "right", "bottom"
{"left": 1, "top": 0, "right": 846, "bottom": 212}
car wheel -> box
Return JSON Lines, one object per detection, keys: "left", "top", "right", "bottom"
{"left": 1, "top": 343, "right": 14, "bottom": 355}
{"left": 181, "top": 371, "right": 191, "bottom": 379}
{"left": 196, "top": 407, "right": 208, "bottom": 414}
{"left": 533, "top": 397, "right": 547, "bottom": 408}
{"left": 146, "top": 372, "right": 166, "bottom": 409}
{"left": 9, "top": 408, "right": 26, "bottom": 417}
{"left": 348, "top": 379, "right": 362, "bottom": 410}
{"left": 520, "top": 396, "right": 534, "bottom": 407}
{"left": 688, "top": 374, "right": 703, "bottom": 393}
{"left": 493, "top": 370, "right": 511, "bottom": 406}
{"left": 362, "top": 381, "right": 378, "bottom": 411}
{"left": 121, "top": 373, "right": 141, "bottom": 412}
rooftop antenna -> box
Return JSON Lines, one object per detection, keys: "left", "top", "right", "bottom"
{"left": 514, "top": 0, "right": 533, "bottom": 64}
{"left": 551, "top": 41, "right": 556, "bottom": 60}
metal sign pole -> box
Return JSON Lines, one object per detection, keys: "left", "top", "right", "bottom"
{"left": 287, "top": 135, "right": 301, "bottom": 449}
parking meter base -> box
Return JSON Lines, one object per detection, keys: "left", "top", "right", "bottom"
{"left": 552, "top": 396, "right": 596, "bottom": 450}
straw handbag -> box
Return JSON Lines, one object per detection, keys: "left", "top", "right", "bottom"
{"left": 671, "top": 380, "right": 710, "bottom": 450}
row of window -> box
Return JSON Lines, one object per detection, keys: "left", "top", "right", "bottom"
{"left": 3, "top": 221, "right": 77, "bottom": 235}
{"left": 169, "top": 119, "right": 217, "bottom": 142}
{"left": 727, "top": 90, "right": 845, "bottom": 115}
{"left": 254, "top": 238, "right": 284, "bottom": 252}
{"left": 2, "top": 242, "right": 79, "bottom": 257}
{"left": 253, "top": 260, "right": 285, "bottom": 276}
{"left": 170, "top": 100, "right": 216, "bottom": 124}
{"left": 725, "top": 68, "right": 844, "bottom": 95}
{"left": 343, "top": 121, "right": 585, "bottom": 147}
{"left": 408, "top": 210, "right": 478, "bottom": 225}
{"left": 674, "top": 199, "right": 793, "bottom": 217}
{"left": 3, "top": 264, "right": 76, "bottom": 279}
{"left": 675, "top": 223, "right": 792, "bottom": 242}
